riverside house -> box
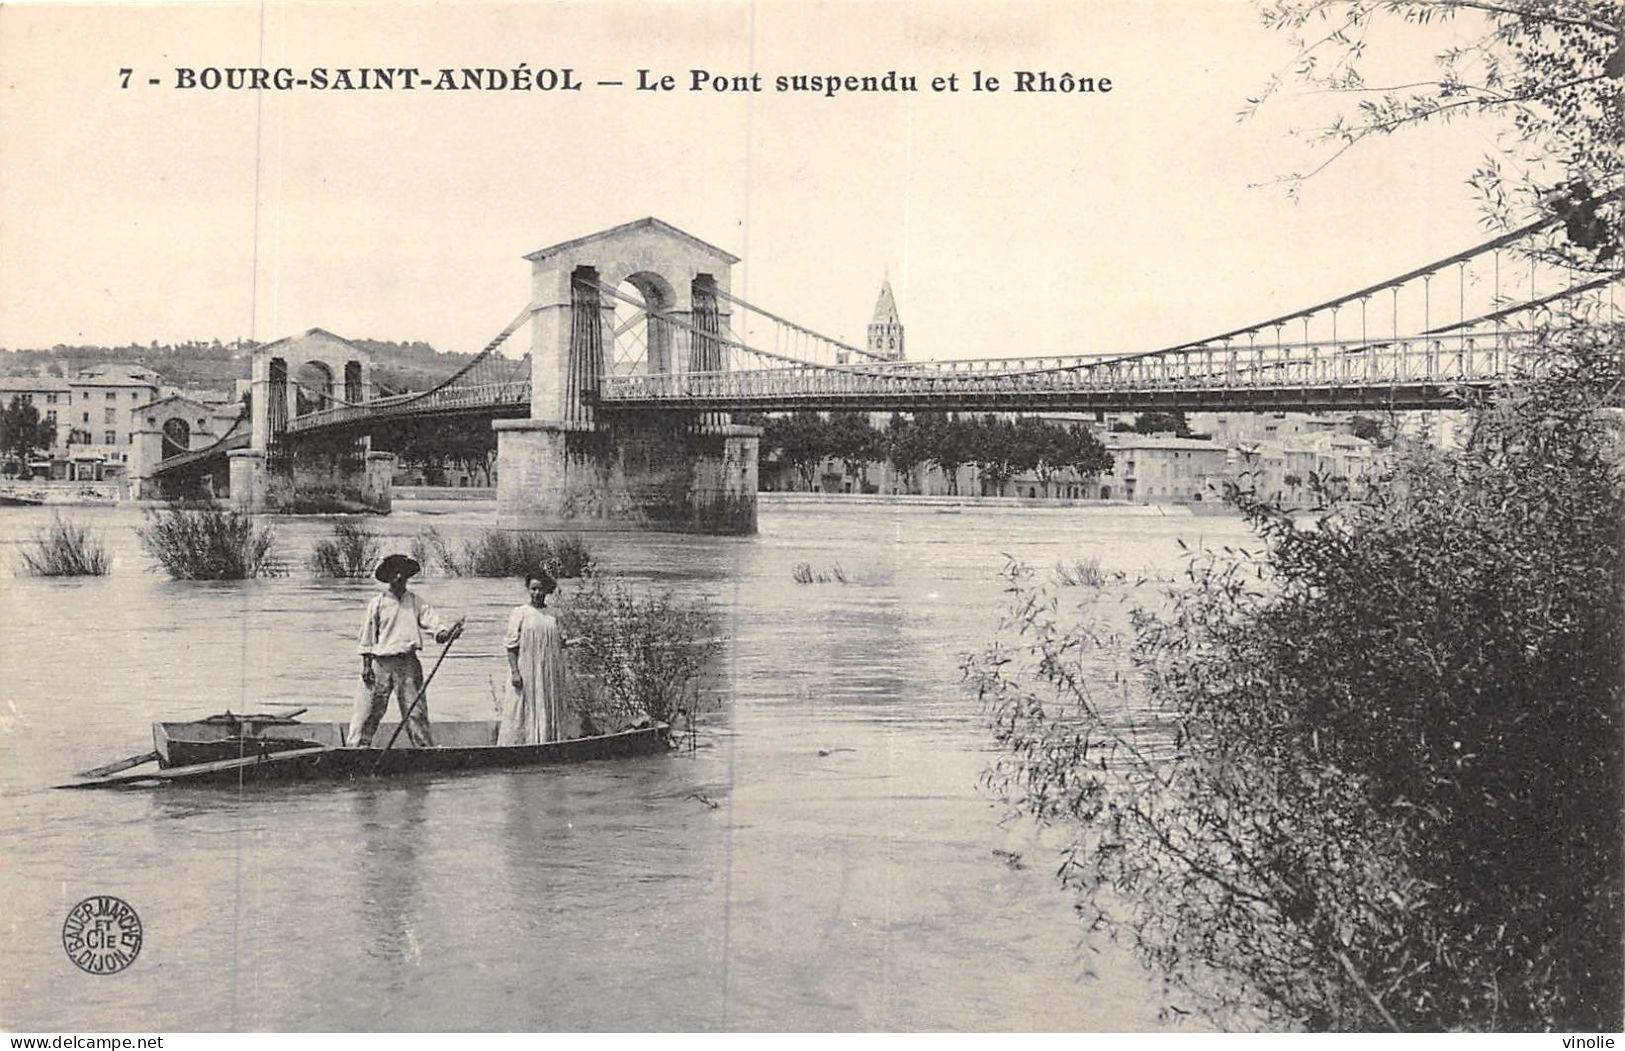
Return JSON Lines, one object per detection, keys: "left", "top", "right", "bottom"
{"left": 0, "top": 367, "right": 161, "bottom": 481}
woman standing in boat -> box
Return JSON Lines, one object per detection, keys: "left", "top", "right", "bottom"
{"left": 500, "top": 570, "right": 570, "bottom": 745}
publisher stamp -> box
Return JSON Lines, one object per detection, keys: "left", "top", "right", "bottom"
{"left": 62, "top": 896, "right": 142, "bottom": 975}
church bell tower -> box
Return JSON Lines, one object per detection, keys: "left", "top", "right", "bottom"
{"left": 867, "top": 279, "right": 905, "bottom": 361}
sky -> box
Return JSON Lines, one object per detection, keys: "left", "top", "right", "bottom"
{"left": 0, "top": 1, "right": 1519, "bottom": 362}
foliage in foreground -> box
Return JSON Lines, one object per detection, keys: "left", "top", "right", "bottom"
{"left": 411, "top": 526, "right": 595, "bottom": 579}
{"left": 18, "top": 515, "right": 109, "bottom": 576}
{"left": 965, "top": 351, "right": 1623, "bottom": 1031}
{"left": 557, "top": 577, "right": 721, "bottom": 725}
{"left": 138, "top": 507, "right": 283, "bottom": 580}
{"left": 1245, "top": 0, "right": 1621, "bottom": 250}
{"left": 309, "top": 521, "right": 381, "bottom": 578}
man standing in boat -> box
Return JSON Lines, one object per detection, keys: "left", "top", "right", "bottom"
{"left": 351, "top": 553, "right": 464, "bottom": 749}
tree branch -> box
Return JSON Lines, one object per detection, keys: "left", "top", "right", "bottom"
{"left": 1333, "top": 947, "right": 1404, "bottom": 1031}
{"left": 1401, "top": 0, "right": 1619, "bottom": 35}
{"left": 1267, "top": 69, "right": 1613, "bottom": 187}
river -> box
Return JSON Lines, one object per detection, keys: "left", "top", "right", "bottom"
{"left": 0, "top": 501, "right": 1254, "bottom": 1031}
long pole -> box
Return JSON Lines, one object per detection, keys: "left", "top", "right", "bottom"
{"left": 374, "top": 632, "right": 460, "bottom": 768}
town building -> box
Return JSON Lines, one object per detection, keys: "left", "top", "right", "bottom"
{"left": 1097, "top": 433, "right": 1231, "bottom": 503}
{"left": 0, "top": 374, "right": 71, "bottom": 447}
{"left": 759, "top": 411, "right": 1377, "bottom": 506}
{"left": 1232, "top": 431, "right": 1377, "bottom": 500}
{"left": 1191, "top": 410, "right": 1355, "bottom": 445}
{"left": 128, "top": 393, "right": 245, "bottom": 473}
{"left": 0, "top": 366, "right": 162, "bottom": 480}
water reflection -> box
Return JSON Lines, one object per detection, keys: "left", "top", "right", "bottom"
{"left": 353, "top": 785, "right": 431, "bottom": 965}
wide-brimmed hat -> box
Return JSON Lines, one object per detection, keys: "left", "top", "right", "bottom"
{"left": 375, "top": 553, "right": 422, "bottom": 583}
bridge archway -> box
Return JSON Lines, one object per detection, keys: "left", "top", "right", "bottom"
{"left": 524, "top": 217, "right": 742, "bottom": 426}
{"left": 250, "top": 328, "right": 372, "bottom": 448}
{"left": 610, "top": 270, "right": 677, "bottom": 377}
{"left": 294, "top": 360, "right": 336, "bottom": 416}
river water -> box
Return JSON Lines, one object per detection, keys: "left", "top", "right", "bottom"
{"left": 0, "top": 500, "right": 1253, "bottom": 1032}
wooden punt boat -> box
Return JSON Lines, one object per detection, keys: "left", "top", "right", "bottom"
{"left": 57, "top": 711, "right": 671, "bottom": 789}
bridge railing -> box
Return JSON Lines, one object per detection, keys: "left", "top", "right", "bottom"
{"left": 252, "top": 324, "right": 1569, "bottom": 433}
{"left": 598, "top": 329, "right": 1542, "bottom": 402}
{"left": 281, "top": 381, "right": 531, "bottom": 434}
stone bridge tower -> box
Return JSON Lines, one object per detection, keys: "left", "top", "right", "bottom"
{"left": 495, "top": 217, "right": 760, "bottom": 533}
{"left": 232, "top": 328, "right": 394, "bottom": 511}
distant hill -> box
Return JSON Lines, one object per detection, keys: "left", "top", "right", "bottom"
{"left": 0, "top": 338, "right": 478, "bottom": 396}
{"left": 350, "top": 339, "right": 480, "bottom": 396}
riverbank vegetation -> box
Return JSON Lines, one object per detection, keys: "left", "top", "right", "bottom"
{"left": 18, "top": 514, "right": 109, "bottom": 576}
{"left": 965, "top": 0, "right": 1623, "bottom": 1029}
{"left": 138, "top": 506, "right": 283, "bottom": 579}
{"left": 752, "top": 410, "right": 1115, "bottom": 495}
{"left": 382, "top": 417, "right": 498, "bottom": 486}
{"left": 410, "top": 526, "right": 595, "bottom": 579}
{"left": 309, "top": 521, "right": 381, "bottom": 578}
{"left": 558, "top": 577, "right": 721, "bottom": 727}
{"left": 968, "top": 347, "right": 1622, "bottom": 1031}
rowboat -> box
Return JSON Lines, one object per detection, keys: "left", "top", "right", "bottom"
{"left": 57, "top": 711, "right": 671, "bottom": 789}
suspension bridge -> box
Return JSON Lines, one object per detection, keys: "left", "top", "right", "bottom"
{"left": 145, "top": 212, "right": 1621, "bottom": 531}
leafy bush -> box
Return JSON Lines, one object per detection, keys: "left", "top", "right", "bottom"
{"left": 558, "top": 577, "right": 721, "bottom": 725}
{"left": 965, "top": 349, "right": 1623, "bottom": 1031}
{"left": 462, "top": 530, "right": 559, "bottom": 577}
{"left": 309, "top": 520, "right": 381, "bottom": 578}
{"left": 281, "top": 488, "right": 378, "bottom": 515}
{"left": 138, "top": 507, "right": 283, "bottom": 580}
{"left": 261, "top": 476, "right": 383, "bottom": 515}
{"left": 548, "top": 533, "right": 595, "bottom": 578}
{"left": 18, "top": 515, "right": 109, "bottom": 576}
{"left": 410, "top": 526, "right": 595, "bottom": 579}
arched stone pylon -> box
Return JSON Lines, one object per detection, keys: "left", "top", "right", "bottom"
{"left": 496, "top": 217, "right": 760, "bottom": 534}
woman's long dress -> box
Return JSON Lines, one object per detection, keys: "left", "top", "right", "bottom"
{"left": 499, "top": 604, "right": 568, "bottom": 745}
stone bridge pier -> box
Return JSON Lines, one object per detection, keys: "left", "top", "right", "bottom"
{"left": 496, "top": 218, "right": 760, "bottom": 533}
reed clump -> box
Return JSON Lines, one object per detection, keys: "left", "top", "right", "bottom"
{"left": 138, "top": 507, "right": 283, "bottom": 580}
{"left": 18, "top": 515, "right": 110, "bottom": 576}
{"left": 791, "top": 561, "right": 848, "bottom": 584}
{"left": 309, "top": 520, "right": 381, "bottom": 578}
{"left": 1053, "top": 556, "right": 1123, "bottom": 587}
{"left": 409, "top": 525, "right": 457, "bottom": 576}
{"left": 410, "top": 526, "right": 595, "bottom": 579}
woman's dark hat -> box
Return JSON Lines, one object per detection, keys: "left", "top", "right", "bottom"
{"left": 375, "top": 553, "right": 422, "bottom": 583}
{"left": 527, "top": 569, "right": 558, "bottom": 593}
